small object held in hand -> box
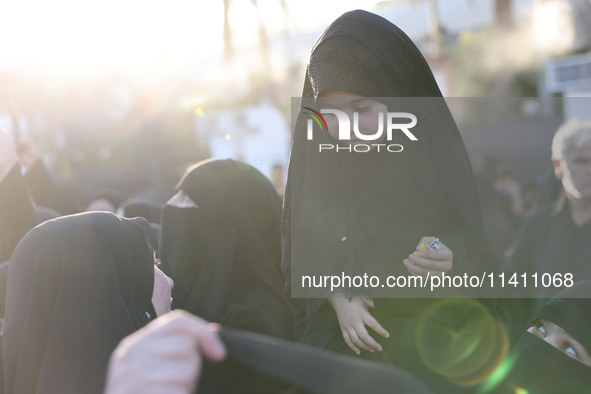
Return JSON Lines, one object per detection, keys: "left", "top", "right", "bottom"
{"left": 413, "top": 238, "right": 440, "bottom": 255}
{"left": 428, "top": 238, "right": 440, "bottom": 251}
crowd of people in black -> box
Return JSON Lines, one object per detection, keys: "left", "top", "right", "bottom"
{"left": 1, "top": 10, "right": 591, "bottom": 394}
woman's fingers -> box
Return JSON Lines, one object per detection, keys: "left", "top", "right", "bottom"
{"left": 364, "top": 313, "right": 390, "bottom": 339}
{"left": 407, "top": 253, "right": 451, "bottom": 271}
{"left": 355, "top": 322, "right": 382, "bottom": 352}
{"left": 342, "top": 330, "right": 361, "bottom": 355}
{"left": 403, "top": 259, "right": 441, "bottom": 276}
{"left": 405, "top": 238, "right": 453, "bottom": 274}
{"left": 331, "top": 295, "right": 388, "bottom": 354}
{"left": 362, "top": 297, "right": 375, "bottom": 309}
{"left": 348, "top": 327, "right": 375, "bottom": 353}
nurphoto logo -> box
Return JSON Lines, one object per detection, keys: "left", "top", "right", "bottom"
{"left": 302, "top": 106, "right": 418, "bottom": 153}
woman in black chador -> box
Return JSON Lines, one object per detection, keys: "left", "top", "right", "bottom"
{"left": 283, "top": 9, "right": 498, "bottom": 387}
{"left": 159, "top": 158, "right": 293, "bottom": 340}
{"left": 3, "top": 212, "right": 172, "bottom": 394}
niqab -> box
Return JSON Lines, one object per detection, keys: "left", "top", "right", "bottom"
{"left": 487, "top": 281, "right": 591, "bottom": 393}
{"left": 159, "top": 159, "right": 293, "bottom": 340}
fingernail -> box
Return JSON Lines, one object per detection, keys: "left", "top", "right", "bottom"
{"left": 378, "top": 347, "right": 382, "bottom": 352}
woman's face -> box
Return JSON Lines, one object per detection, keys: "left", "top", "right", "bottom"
{"left": 152, "top": 266, "right": 174, "bottom": 316}
{"left": 319, "top": 90, "right": 388, "bottom": 148}
{"left": 528, "top": 319, "right": 591, "bottom": 367}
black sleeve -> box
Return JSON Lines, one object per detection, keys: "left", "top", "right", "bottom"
{"left": 24, "top": 160, "right": 79, "bottom": 215}
{"left": 438, "top": 230, "right": 466, "bottom": 274}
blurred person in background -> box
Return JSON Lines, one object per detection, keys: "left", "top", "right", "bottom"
{"left": 471, "top": 154, "right": 528, "bottom": 259}
{"left": 505, "top": 119, "right": 591, "bottom": 291}
{"left": 17, "top": 138, "right": 80, "bottom": 216}
{"left": 0, "top": 129, "right": 37, "bottom": 333}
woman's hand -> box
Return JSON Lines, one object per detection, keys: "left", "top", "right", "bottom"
{"left": 105, "top": 310, "right": 226, "bottom": 394}
{"left": 329, "top": 294, "right": 390, "bottom": 355}
{"left": 403, "top": 236, "right": 453, "bottom": 276}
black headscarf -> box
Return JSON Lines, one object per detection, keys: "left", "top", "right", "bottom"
{"left": 284, "top": 7, "right": 495, "bottom": 310}
{"left": 3, "top": 212, "right": 156, "bottom": 394}
{"left": 282, "top": 11, "right": 499, "bottom": 388}
{"left": 159, "top": 159, "right": 293, "bottom": 340}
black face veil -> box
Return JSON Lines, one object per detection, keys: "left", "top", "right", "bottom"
{"left": 3, "top": 212, "right": 156, "bottom": 394}
{"left": 486, "top": 281, "right": 591, "bottom": 393}
{"left": 159, "top": 159, "right": 293, "bottom": 340}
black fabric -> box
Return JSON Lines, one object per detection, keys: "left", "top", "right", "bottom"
{"left": 159, "top": 159, "right": 293, "bottom": 340}
{"left": 3, "top": 212, "right": 156, "bottom": 394}
{"left": 34, "top": 206, "right": 61, "bottom": 224}
{"left": 506, "top": 194, "right": 591, "bottom": 293}
{"left": 487, "top": 332, "right": 591, "bottom": 393}
{"left": 308, "top": 37, "right": 386, "bottom": 98}
{"left": 212, "top": 326, "right": 434, "bottom": 394}
{"left": 282, "top": 9, "right": 499, "bottom": 390}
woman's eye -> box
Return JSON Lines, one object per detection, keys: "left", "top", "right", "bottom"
{"left": 354, "top": 105, "right": 371, "bottom": 112}
{"left": 528, "top": 320, "right": 546, "bottom": 337}
{"left": 564, "top": 344, "right": 578, "bottom": 357}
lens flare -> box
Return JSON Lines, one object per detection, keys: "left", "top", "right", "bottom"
{"left": 194, "top": 107, "right": 206, "bottom": 117}
{"left": 415, "top": 299, "right": 508, "bottom": 386}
